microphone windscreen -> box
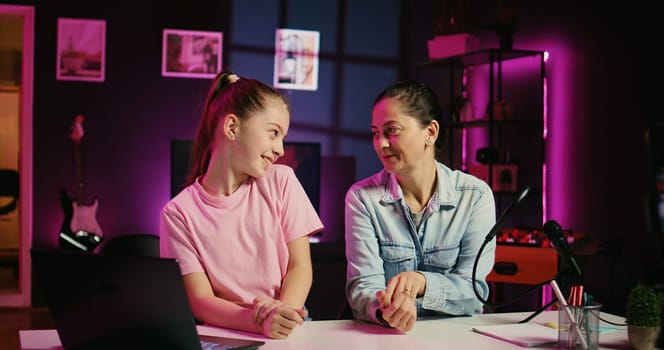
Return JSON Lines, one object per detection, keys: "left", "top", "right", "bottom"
{"left": 543, "top": 220, "right": 563, "bottom": 238}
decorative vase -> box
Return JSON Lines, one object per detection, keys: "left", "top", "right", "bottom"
{"left": 628, "top": 325, "right": 661, "bottom": 350}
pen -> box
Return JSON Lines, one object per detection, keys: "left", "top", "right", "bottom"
{"left": 570, "top": 285, "right": 584, "bottom": 307}
{"left": 551, "top": 280, "right": 589, "bottom": 350}
{"left": 571, "top": 284, "right": 589, "bottom": 347}
{"left": 569, "top": 284, "right": 582, "bottom": 347}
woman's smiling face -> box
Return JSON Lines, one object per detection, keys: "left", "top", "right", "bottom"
{"left": 371, "top": 97, "right": 430, "bottom": 174}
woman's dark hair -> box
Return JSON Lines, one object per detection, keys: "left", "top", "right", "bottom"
{"left": 373, "top": 80, "right": 444, "bottom": 159}
{"left": 183, "top": 71, "right": 289, "bottom": 188}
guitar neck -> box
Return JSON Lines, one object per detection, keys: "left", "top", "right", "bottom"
{"left": 73, "top": 140, "right": 84, "bottom": 205}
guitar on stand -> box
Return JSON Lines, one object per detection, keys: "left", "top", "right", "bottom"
{"left": 59, "top": 114, "right": 103, "bottom": 252}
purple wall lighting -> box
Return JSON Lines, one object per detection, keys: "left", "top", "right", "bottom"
{"left": 512, "top": 36, "right": 574, "bottom": 232}
{"left": 538, "top": 42, "right": 572, "bottom": 230}
{"left": 542, "top": 51, "right": 549, "bottom": 223}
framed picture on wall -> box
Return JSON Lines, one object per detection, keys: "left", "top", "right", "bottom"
{"left": 273, "top": 28, "right": 319, "bottom": 91}
{"left": 162, "top": 29, "right": 223, "bottom": 79}
{"left": 56, "top": 18, "right": 106, "bottom": 82}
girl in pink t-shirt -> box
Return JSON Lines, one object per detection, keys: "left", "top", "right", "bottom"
{"left": 160, "top": 71, "right": 323, "bottom": 339}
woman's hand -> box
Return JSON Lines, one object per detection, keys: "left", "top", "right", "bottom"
{"left": 376, "top": 289, "right": 417, "bottom": 332}
{"left": 381, "top": 271, "right": 426, "bottom": 303}
{"left": 374, "top": 271, "right": 426, "bottom": 332}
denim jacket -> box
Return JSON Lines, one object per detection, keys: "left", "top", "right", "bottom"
{"left": 344, "top": 162, "right": 496, "bottom": 324}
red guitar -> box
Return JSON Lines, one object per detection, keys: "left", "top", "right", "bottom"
{"left": 59, "top": 114, "right": 103, "bottom": 251}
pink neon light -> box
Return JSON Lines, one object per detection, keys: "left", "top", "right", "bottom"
{"left": 543, "top": 164, "right": 548, "bottom": 223}
{"left": 462, "top": 68, "right": 468, "bottom": 99}
{"left": 461, "top": 128, "right": 467, "bottom": 169}
{"left": 461, "top": 68, "right": 468, "bottom": 169}
{"left": 542, "top": 52, "right": 549, "bottom": 223}
{"left": 543, "top": 79, "right": 548, "bottom": 140}
{"left": 541, "top": 52, "right": 550, "bottom": 309}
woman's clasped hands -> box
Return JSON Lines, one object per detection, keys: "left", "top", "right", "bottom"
{"left": 375, "top": 271, "right": 426, "bottom": 332}
{"left": 252, "top": 297, "right": 308, "bottom": 339}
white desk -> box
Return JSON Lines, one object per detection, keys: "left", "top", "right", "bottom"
{"left": 20, "top": 311, "right": 631, "bottom": 350}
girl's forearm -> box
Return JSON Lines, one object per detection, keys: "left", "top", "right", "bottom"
{"left": 279, "top": 264, "right": 312, "bottom": 308}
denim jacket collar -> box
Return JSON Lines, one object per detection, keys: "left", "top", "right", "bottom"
{"left": 379, "top": 162, "right": 459, "bottom": 211}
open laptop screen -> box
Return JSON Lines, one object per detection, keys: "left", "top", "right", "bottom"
{"left": 31, "top": 249, "right": 264, "bottom": 350}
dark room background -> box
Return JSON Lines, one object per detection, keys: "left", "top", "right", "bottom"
{"left": 3, "top": 0, "right": 662, "bottom": 316}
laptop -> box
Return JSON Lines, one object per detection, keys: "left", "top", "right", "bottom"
{"left": 31, "top": 248, "right": 265, "bottom": 350}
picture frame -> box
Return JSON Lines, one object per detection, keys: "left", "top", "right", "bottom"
{"left": 162, "top": 29, "right": 223, "bottom": 79}
{"left": 273, "top": 28, "right": 319, "bottom": 91}
{"left": 56, "top": 18, "right": 106, "bottom": 82}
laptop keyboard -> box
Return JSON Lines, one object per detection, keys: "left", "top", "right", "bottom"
{"left": 200, "top": 340, "right": 240, "bottom": 350}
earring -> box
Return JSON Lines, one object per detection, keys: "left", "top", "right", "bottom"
{"left": 426, "top": 138, "right": 433, "bottom": 146}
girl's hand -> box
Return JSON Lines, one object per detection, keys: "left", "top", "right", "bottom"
{"left": 252, "top": 297, "right": 282, "bottom": 326}
{"left": 260, "top": 303, "right": 306, "bottom": 339}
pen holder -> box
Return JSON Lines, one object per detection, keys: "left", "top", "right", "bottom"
{"left": 558, "top": 302, "right": 602, "bottom": 350}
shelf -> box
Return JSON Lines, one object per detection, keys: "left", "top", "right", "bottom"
{"left": 449, "top": 119, "right": 543, "bottom": 128}
{"left": 417, "top": 49, "right": 545, "bottom": 69}
{"left": 417, "top": 47, "right": 546, "bottom": 231}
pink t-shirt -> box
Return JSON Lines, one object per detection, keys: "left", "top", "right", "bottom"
{"left": 160, "top": 164, "right": 323, "bottom": 308}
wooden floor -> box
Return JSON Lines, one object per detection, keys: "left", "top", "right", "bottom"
{"left": 0, "top": 307, "right": 55, "bottom": 350}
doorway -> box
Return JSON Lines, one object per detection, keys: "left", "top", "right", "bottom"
{"left": 0, "top": 4, "right": 34, "bottom": 307}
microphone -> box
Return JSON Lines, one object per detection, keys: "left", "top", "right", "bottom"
{"left": 543, "top": 220, "right": 582, "bottom": 278}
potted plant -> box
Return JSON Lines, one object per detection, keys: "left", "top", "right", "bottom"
{"left": 626, "top": 284, "right": 664, "bottom": 350}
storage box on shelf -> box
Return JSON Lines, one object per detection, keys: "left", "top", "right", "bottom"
{"left": 427, "top": 33, "right": 480, "bottom": 60}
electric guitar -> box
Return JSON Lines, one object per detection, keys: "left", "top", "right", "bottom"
{"left": 59, "top": 114, "right": 103, "bottom": 251}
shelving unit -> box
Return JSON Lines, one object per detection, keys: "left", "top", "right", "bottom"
{"left": 417, "top": 49, "right": 546, "bottom": 231}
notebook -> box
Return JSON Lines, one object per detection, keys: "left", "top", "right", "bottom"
{"left": 472, "top": 323, "right": 559, "bottom": 347}
{"left": 30, "top": 248, "right": 265, "bottom": 350}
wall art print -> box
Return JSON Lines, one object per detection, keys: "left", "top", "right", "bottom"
{"left": 162, "top": 29, "right": 222, "bottom": 79}
{"left": 56, "top": 18, "right": 106, "bottom": 82}
{"left": 274, "top": 28, "right": 319, "bottom": 91}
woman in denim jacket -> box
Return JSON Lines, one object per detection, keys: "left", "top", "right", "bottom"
{"left": 344, "top": 80, "right": 496, "bottom": 332}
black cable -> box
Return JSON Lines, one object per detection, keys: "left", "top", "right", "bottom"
{"left": 518, "top": 298, "right": 556, "bottom": 323}
{"left": 472, "top": 185, "right": 535, "bottom": 309}
{"left": 472, "top": 213, "right": 628, "bottom": 326}
{"left": 519, "top": 294, "right": 628, "bottom": 326}
{"left": 472, "top": 238, "right": 551, "bottom": 310}
{"left": 598, "top": 316, "right": 627, "bottom": 326}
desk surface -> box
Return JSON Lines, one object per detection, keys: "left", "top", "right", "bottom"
{"left": 20, "top": 310, "right": 631, "bottom": 350}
